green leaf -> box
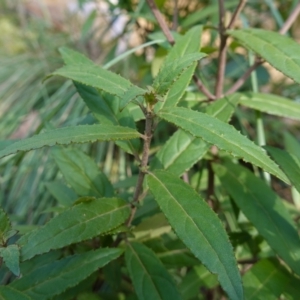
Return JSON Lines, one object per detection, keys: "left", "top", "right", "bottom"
{"left": 0, "top": 206, "right": 11, "bottom": 244}
{"left": 0, "top": 245, "right": 20, "bottom": 276}
{"left": 11, "top": 248, "right": 123, "bottom": 300}
{"left": 158, "top": 107, "right": 288, "bottom": 183}
{"left": 153, "top": 53, "right": 206, "bottom": 96}
{"left": 50, "top": 63, "right": 141, "bottom": 98}
{"left": 243, "top": 258, "right": 292, "bottom": 300}
{"left": 59, "top": 47, "right": 94, "bottom": 66}
{"left": 214, "top": 161, "right": 300, "bottom": 276}
{"left": 0, "top": 286, "right": 31, "bottom": 300}
{"left": 119, "top": 85, "right": 146, "bottom": 109}
{"left": 239, "top": 92, "right": 300, "bottom": 120}
{"left": 265, "top": 146, "right": 300, "bottom": 194}
{"left": 18, "top": 198, "right": 130, "bottom": 261}
{"left": 52, "top": 148, "right": 114, "bottom": 198}
{"left": 75, "top": 83, "right": 140, "bottom": 154}
{"left": 125, "top": 242, "right": 182, "bottom": 300}
{"left": 147, "top": 170, "right": 243, "bottom": 300}
{"left": 152, "top": 95, "right": 239, "bottom": 176}
{"left": 284, "top": 132, "right": 300, "bottom": 162}
{"left": 156, "top": 26, "right": 203, "bottom": 110}
{"left": 0, "top": 124, "right": 141, "bottom": 159}
{"left": 227, "top": 29, "right": 300, "bottom": 84}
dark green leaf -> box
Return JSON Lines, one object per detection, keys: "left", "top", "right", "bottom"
{"left": 0, "top": 286, "right": 31, "bottom": 300}
{"left": 19, "top": 198, "right": 130, "bottom": 260}
{"left": 147, "top": 170, "right": 243, "bottom": 300}
{"left": 0, "top": 206, "right": 11, "bottom": 244}
{"left": 0, "top": 125, "right": 141, "bottom": 159}
{"left": 45, "top": 181, "right": 77, "bottom": 206}
{"left": 284, "top": 132, "right": 300, "bottom": 162}
{"left": 0, "top": 245, "right": 20, "bottom": 276}
{"left": 214, "top": 161, "right": 300, "bottom": 276}
{"left": 125, "top": 242, "right": 182, "bottom": 300}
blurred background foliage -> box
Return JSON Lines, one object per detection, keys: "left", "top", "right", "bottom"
{"left": 1, "top": 0, "right": 300, "bottom": 265}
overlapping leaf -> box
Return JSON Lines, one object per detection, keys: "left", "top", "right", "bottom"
{"left": 0, "top": 125, "right": 141, "bottom": 159}
{"left": 214, "top": 161, "right": 300, "bottom": 276}
{"left": 147, "top": 170, "right": 243, "bottom": 300}
{"left": 0, "top": 286, "right": 30, "bottom": 300}
{"left": 11, "top": 248, "right": 122, "bottom": 300}
{"left": 19, "top": 198, "right": 130, "bottom": 261}
{"left": 228, "top": 29, "right": 300, "bottom": 84}
{"left": 125, "top": 242, "right": 182, "bottom": 300}
{"left": 0, "top": 245, "right": 20, "bottom": 276}
{"left": 158, "top": 107, "right": 288, "bottom": 182}
{"left": 239, "top": 92, "right": 300, "bottom": 120}
{"left": 0, "top": 207, "right": 11, "bottom": 242}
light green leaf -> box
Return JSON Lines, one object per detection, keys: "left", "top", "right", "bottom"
{"left": 0, "top": 245, "right": 20, "bottom": 276}
{"left": 158, "top": 107, "right": 288, "bottom": 183}
{"left": 11, "top": 248, "right": 122, "bottom": 300}
{"left": 75, "top": 82, "right": 140, "bottom": 154}
{"left": 153, "top": 53, "right": 206, "bottom": 96}
{"left": 227, "top": 29, "right": 300, "bottom": 84}
{"left": 239, "top": 92, "right": 300, "bottom": 120}
{"left": 0, "top": 206, "right": 11, "bottom": 244}
{"left": 0, "top": 124, "right": 141, "bottom": 159}
{"left": 18, "top": 198, "right": 130, "bottom": 261}
{"left": 52, "top": 148, "right": 114, "bottom": 198}
{"left": 214, "top": 161, "right": 300, "bottom": 276}
{"left": 59, "top": 47, "right": 94, "bottom": 66}
{"left": 51, "top": 63, "right": 142, "bottom": 98}
{"left": 243, "top": 258, "right": 292, "bottom": 300}
{"left": 125, "top": 242, "right": 182, "bottom": 300}
{"left": 265, "top": 146, "right": 300, "bottom": 194}
{"left": 0, "top": 286, "right": 31, "bottom": 300}
{"left": 152, "top": 95, "right": 239, "bottom": 176}
{"left": 147, "top": 170, "right": 243, "bottom": 300}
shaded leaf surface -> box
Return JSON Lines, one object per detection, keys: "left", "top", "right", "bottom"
{"left": 0, "top": 244, "right": 20, "bottom": 276}
{"left": 11, "top": 248, "right": 122, "bottom": 300}
{"left": 158, "top": 107, "right": 288, "bottom": 182}
{"left": 19, "top": 198, "right": 130, "bottom": 261}
{"left": 125, "top": 242, "right": 182, "bottom": 300}
{"left": 214, "top": 161, "right": 300, "bottom": 276}
{"left": 0, "top": 207, "right": 11, "bottom": 243}
{"left": 228, "top": 29, "right": 300, "bottom": 84}
{"left": 147, "top": 170, "right": 243, "bottom": 300}
{"left": 0, "top": 286, "right": 30, "bottom": 300}
{"left": 0, "top": 125, "right": 140, "bottom": 159}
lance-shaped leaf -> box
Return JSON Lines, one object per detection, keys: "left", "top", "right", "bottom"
{"left": 156, "top": 26, "right": 203, "bottom": 110}
{"left": 214, "top": 161, "right": 300, "bottom": 276}
{"left": 18, "top": 198, "right": 130, "bottom": 261}
{"left": 147, "top": 170, "right": 243, "bottom": 300}
{"left": 152, "top": 95, "right": 239, "bottom": 176}
{"left": 0, "top": 286, "right": 30, "bottom": 300}
{"left": 243, "top": 258, "right": 292, "bottom": 300}
{"left": 125, "top": 242, "right": 182, "bottom": 300}
{"left": 239, "top": 92, "right": 300, "bottom": 120}
{"left": 227, "top": 29, "right": 300, "bottom": 84}
{"left": 52, "top": 148, "right": 114, "bottom": 198}
{"left": 75, "top": 82, "right": 140, "bottom": 154}
{"left": 0, "top": 207, "right": 11, "bottom": 243}
{"left": 153, "top": 53, "right": 206, "bottom": 96}
{"left": 59, "top": 47, "right": 94, "bottom": 66}
{"left": 11, "top": 248, "right": 122, "bottom": 300}
{"left": 284, "top": 132, "right": 300, "bottom": 162}
{"left": 0, "top": 124, "right": 141, "bottom": 159}
{"left": 265, "top": 146, "right": 300, "bottom": 194}
{"left": 50, "top": 63, "right": 145, "bottom": 99}
{"left": 0, "top": 245, "right": 20, "bottom": 276}
{"left": 158, "top": 107, "right": 288, "bottom": 183}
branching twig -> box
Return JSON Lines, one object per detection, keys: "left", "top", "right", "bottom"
{"left": 279, "top": 2, "right": 300, "bottom": 34}
{"left": 227, "top": 0, "right": 247, "bottom": 30}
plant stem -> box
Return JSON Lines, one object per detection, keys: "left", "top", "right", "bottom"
{"left": 279, "top": 1, "right": 300, "bottom": 34}
{"left": 227, "top": 0, "right": 247, "bottom": 29}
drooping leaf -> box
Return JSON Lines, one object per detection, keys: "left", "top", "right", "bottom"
{"left": 265, "top": 146, "right": 300, "bottom": 194}
{"left": 75, "top": 83, "right": 140, "bottom": 154}
{"left": 0, "top": 286, "right": 31, "bottom": 300}
{"left": 158, "top": 107, "right": 288, "bottom": 183}
{"left": 227, "top": 29, "right": 300, "bottom": 84}
{"left": 11, "top": 248, "right": 123, "bottom": 300}
{"left": 239, "top": 92, "right": 300, "bottom": 120}
{"left": 0, "top": 124, "right": 141, "bottom": 159}
{"left": 125, "top": 242, "right": 182, "bottom": 300}
{"left": 151, "top": 95, "right": 239, "bottom": 176}
{"left": 153, "top": 53, "right": 206, "bottom": 96}
{"left": 52, "top": 148, "right": 114, "bottom": 198}
{"left": 50, "top": 63, "right": 144, "bottom": 98}
{"left": 0, "top": 245, "right": 20, "bottom": 276}
{"left": 214, "top": 161, "right": 300, "bottom": 276}
{"left": 59, "top": 47, "right": 94, "bottom": 66}
{"left": 243, "top": 258, "right": 293, "bottom": 300}
{"left": 147, "top": 170, "right": 243, "bottom": 300}
{"left": 18, "top": 198, "right": 130, "bottom": 261}
{"left": 0, "top": 206, "right": 11, "bottom": 243}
